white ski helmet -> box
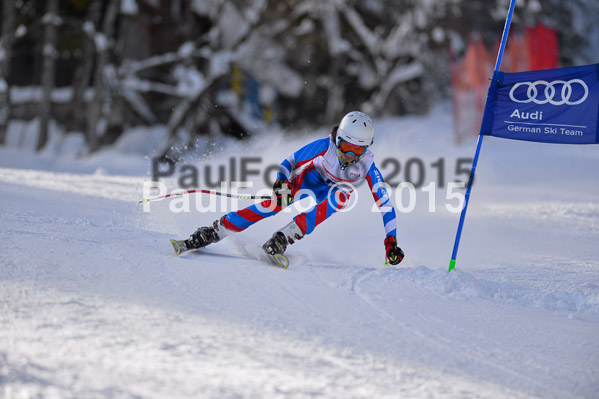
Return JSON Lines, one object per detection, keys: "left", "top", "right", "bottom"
{"left": 337, "top": 111, "right": 374, "bottom": 147}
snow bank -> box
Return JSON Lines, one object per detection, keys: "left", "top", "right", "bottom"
{"left": 399, "top": 266, "right": 599, "bottom": 315}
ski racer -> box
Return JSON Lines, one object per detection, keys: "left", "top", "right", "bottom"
{"left": 179, "top": 111, "right": 404, "bottom": 265}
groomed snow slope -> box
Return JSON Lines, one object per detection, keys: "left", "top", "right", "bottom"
{"left": 1, "top": 105, "right": 598, "bottom": 398}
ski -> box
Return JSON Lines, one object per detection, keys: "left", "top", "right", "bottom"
{"left": 169, "top": 239, "right": 289, "bottom": 269}
{"left": 170, "top": 239, "right": 188, "bottom": 256}
{"left": 269, "top": 253, "right": 289, "bottom": 269}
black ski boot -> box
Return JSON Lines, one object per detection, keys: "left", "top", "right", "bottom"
{"left": 167, "top": 217, "right": 234, "bottom": 256}
{"left": 262, "top": 231, "right": 288, "bottom": 256}
{"left": 185, "top": 225, "right": 220, "bottom": 250}
{"left": 171, "top": 217, "right": 235, "bottom": 256}
{"left": 186, "top": 216, "right": 235, "bottom": 249}
{"left": 262, "top": 220, "right": 304, "bottom": 256}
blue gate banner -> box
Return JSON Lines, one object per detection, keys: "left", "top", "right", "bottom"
{"left": 480, "top": 64, "right": 599, "bottom": 144}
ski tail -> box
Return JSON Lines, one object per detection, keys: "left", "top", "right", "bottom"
{"left": 274, "top": 254, "right": 289, "bottom": 269}
{"left": 170, "top": 239, "right": 187, "bottom": 256}
{"left": 267, "top": 253, "right": 289, "bottom": 269}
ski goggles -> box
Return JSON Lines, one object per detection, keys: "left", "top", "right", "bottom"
{"left": 337, "top": 138, "right": 367, "bottom": 157}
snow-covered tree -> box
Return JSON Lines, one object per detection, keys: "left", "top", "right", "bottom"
{"left": 37, "top": 0, "right": 59, "bottom": 151}
{"left": 85, "top": 0, "right": 119, "bottom": 152}
{"left": 1, "top": 0, "right": 597, "bottom": 154}
{"left": 0, "top": 0, "right": 15, "bottom": 145}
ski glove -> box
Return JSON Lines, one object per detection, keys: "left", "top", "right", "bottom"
{"left": 273, "top": 178, "right": 294, "bottom": 207}
{"left": 384, "top": 236, "right": 404, "bottom": 265}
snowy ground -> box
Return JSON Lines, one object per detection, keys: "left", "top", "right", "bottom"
{"left": 1, "top": 105, "right": 598, "bottom": 398}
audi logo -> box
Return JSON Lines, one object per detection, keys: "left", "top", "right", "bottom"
{"left": 509, "top": 79, "right": 589, "bottom": 105}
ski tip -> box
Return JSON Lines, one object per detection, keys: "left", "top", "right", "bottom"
{"left": 170, "top": 239, "right": 183, "bottom": 256}
{"left": 273, "top": 254, "right": 289, "bottom": 269}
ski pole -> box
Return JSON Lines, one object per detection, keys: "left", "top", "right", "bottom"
{"left": 139, "top": 189, "right": 273, "bottom": 204}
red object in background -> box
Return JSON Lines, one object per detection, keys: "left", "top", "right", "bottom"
{"left": 503, "top": 33, "right": 531, "bottom": 72}
{"left": 451, "top": 24, "right": 559, "bottom": 143}
{"left": 451, "top": 36, "right": 493, "bottom": 144}
{"left": 526, "top": 22, "right": 559, "bottom": 70}
{"left": 501, "top": 23, "right": 558, "bottom": 73}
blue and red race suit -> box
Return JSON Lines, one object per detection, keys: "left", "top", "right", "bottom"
{"left": 221, "top": 135, "right": 397, "bottom": 238}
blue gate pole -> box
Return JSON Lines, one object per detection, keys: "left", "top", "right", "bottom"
{"left": 448, "top": 0, "right": 517, "bottom": 272}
